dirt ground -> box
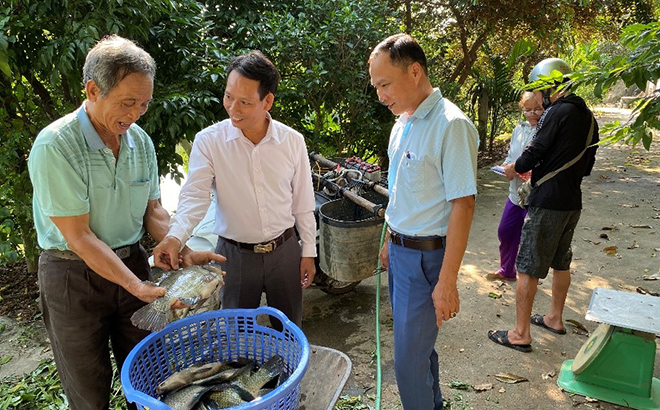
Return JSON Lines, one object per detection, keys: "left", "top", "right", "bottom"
{"left": 1, "top": 108, "right": 659, "bottom": 409}
{"left": 303, "top": 108, "right": 660, "bottom": 409}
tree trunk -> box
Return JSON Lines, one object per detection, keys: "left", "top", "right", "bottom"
{"left": 477, "top": 86, "right": 489, "bottom": 151}
{"left": 18, "top": 218, "right": 39, "bottom": 274}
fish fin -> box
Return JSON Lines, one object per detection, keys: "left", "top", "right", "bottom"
{"left": 131, "top": 303, "right": 169, "bottom": 332}
{"left": 179, "top": 296, "right": 201, "bottom": 306}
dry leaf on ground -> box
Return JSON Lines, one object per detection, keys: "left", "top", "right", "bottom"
{"left": 494, "top": 373, "right": 528, "bottom": 384}
{"left": 542, "top": 370, "right": 556, "bottom": 380}
{"left": 473, "top": 383, "right": 493, "bottom": 392}
{"left": 566, "top": 319, "right": 589, "bottom": 336}
{"left": 603, "top": 246, "right": 618, "bottom": 256}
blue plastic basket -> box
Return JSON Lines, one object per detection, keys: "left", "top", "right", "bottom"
{"left": 121, "top": 306, "right": 309, "bottom": 410}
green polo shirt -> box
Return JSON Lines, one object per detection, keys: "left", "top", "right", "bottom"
{"left": 28, "top": 103, "right": 160, "bottom": 250}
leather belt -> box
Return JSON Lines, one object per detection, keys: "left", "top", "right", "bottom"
{"left": 44, "top": 242, "right": 140, "bottom": 261}
{"left": 389, "top": 229, "right": 445, "bottom": 251}
{"left": 222, "top": 227, "right": 295, "bottom": 254}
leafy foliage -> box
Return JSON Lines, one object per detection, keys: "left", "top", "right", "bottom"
{"left": 0, "top": 0, "right": 232, "bottom": 267}
{"left": 469, "top": 39, "right": 537, "bottom": 152}
{"left": 0, "top": 359, "right": 126, "bottom": 410}
{"left": 254, "top": 0, "right": 395, "bottom": 160}
{"left": 569, "top": 21, "right": 660, "bottom": 149}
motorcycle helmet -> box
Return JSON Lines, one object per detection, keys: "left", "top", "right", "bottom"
{"left": 528, "top": 58, "right": 571, "bottom": 108}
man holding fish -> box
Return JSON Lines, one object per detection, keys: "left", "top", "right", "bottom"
{"left": 28, "top": 36, "right": 223, "bottom": 410}
{"left": 153, "top": 51, "right": 317, "bottom": 328}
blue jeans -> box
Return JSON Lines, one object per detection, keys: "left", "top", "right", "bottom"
{"left": 388, "top": 241, "right": 445, "bottom": 410}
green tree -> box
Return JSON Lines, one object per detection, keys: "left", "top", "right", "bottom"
{"left": 570, "top": 21, "right": 660, "bottom": 149}
{"left": 469, "top": 39, "right": 537, "bottom": 152}
{"left": 253, "top": 0, "right": 395, "bottom": 160}
{"left": 0, "top": 0, "right": 225, "bottom": 270}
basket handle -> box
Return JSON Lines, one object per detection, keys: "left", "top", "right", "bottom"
{"left": 254, "top": 306, "right": 294, "bottom": 326}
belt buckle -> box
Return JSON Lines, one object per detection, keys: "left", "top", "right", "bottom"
{"left": 254, "top": 240, "right": 275, "bottom": 253}
{"left": 115, "top": 246, "right": 131, "bottom": 259}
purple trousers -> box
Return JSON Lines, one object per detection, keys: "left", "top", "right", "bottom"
{"left": 497, "top": 198, "right": 527, "bottom": 279}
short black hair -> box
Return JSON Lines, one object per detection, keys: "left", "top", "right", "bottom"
{"left": 369, "top": 33, "right": 428, "bottom": 75}
{"left": 227, "top": 51, "right": 280, "bottom": 100}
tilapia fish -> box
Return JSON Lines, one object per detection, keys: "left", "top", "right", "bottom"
{"left": 162, "top": 384, "right": 213, "bottom": 410}
{"left": 156, "top": 358, "right": 253, "bottom": 395}
{"left": 159, "top": 355, "right": 287, "bottom": 410}
{"left": 232, "top": 355, "right": 285, "bottom": 397}
{"left": 131, "top": 264, "right": 224, "bottom": 332}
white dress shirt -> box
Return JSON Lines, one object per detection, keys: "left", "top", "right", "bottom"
{"left": 168, "top": 115, "right": 317, "bottom": 257}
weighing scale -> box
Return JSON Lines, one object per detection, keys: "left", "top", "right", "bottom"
{"left": 558, "top": 288, "right": 660, "bottom": 409}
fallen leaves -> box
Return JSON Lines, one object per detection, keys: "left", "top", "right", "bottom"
{"left": 473, "top": 383, "right": 493, "bottom": 392}
{"left": 627, "top": 240, "right": 639, "bottom": 249}
{"left": 449, "top": 381, "right": 471, "bottom": 390}
{"left": 603, "top": 245, "right": 618, "bottom": 256}
{"left": 566, "top": 319, "right": 590, "bottom": 336}
{"left": 541, "top": 370, "right": 556, "bottom": 380}
{"left": 637, "top": 287, "right": 660, "bottom": 297}
{"left": 494, "top": 373, "right": 528, "bottom": 384}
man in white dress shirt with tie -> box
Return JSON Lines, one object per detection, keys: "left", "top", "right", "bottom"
{"left": 153, "top": 51, "right": 316, "bottom": 327}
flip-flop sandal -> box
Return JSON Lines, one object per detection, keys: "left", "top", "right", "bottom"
{"left": 530, "top": 314, "right": 566, "bottom": 335}
{"left": 487, "top": 330, "right": 532, "bottom": 353}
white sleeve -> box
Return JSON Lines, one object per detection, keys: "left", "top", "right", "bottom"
{"left": 167, "top": 134, "right": 215, "bottom": 244}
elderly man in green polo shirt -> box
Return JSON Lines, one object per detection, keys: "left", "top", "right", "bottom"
{"left": 27, "top": 35, "right": 223, "bottom": 410}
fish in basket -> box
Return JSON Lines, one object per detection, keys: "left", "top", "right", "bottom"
{"left": 122, "top": 307, "right": 310, "bottom": 410}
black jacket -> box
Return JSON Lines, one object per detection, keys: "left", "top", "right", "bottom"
{"left": 514, "top": 94, "right": 599, "bottom": 211}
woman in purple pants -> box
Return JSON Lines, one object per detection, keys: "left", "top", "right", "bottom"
{"left": 486, "top": 92, "right": 543, "bottom": 281}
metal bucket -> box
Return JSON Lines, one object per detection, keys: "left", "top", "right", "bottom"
{"left": 318, "top": 191, "right": 387, "bottom": 282}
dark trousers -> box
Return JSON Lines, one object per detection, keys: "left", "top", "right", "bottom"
{"left": 215, "top": 234, "right": 303, "bottom": 327}
{"left": 38, "top": 247, "right": 151, "bottom": 410}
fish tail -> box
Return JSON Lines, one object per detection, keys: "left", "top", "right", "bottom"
{"left": 131, "top": 300, "right": 170, "bottom": 332}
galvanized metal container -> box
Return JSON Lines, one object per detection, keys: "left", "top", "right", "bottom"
{"left": 318, "top": 191, "right": 387, "bottom": 282}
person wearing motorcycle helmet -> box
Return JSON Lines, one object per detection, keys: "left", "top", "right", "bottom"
{"left": 489, "top": 58, "right": 599, "bottom": 353}
{"left": 528, "top": 57, "right": 572, "bottom": 108}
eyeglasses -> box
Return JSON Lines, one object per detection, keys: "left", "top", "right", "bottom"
{"left": 523, "top": 109, "right": 543, "bottom": 115}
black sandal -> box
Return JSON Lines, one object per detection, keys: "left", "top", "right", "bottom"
{"left": 488, "top": 330, "right": 532, "bottom": 352}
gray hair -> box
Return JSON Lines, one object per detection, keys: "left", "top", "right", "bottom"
{"left": 83, "top": 35, "right": 156, "bottom": 96}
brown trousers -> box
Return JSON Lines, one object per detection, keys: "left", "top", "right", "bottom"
{"left": 216, "top": 233, "right": 303, "bottom": 328}
{"left": 38, "top": 247, "right": 151, "bottom": 410}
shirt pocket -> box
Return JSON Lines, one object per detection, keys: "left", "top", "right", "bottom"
{"left": 402, "top": 158, "right": 427, "bottom": 193}
{"left": 129, "top": 181, "right": 150, "bottom": 220}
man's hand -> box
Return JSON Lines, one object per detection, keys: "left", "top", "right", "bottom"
{"left": 432, "top": 280, "right": 460, "bottom": 329}
{"left": 300, "top": 257, "right": 316, "bottom": 289}
{"left": 503, "top": 163, "right": 517, "bottom": 181}
{"left": 153, "top": 236, "right": 182, "bottom": 270}
{"left": 127, "top": 280, "right": 167, "bottom": 304}
{"left": 379, "top": 237, "right": 389, "bottom": 271}
{"left": 181, "top": 249, "right": 227, "bottom": 268}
